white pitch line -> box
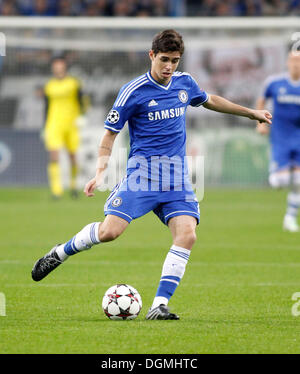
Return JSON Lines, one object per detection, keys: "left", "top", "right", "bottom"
{"left": 1, "top": 260, "right": 300, "bottom": 268}
{"left": 3, "top": 282, "right": 300, "bottom": 288}
{"left": 4, "top": 283, "right": 101, "bottom": 287}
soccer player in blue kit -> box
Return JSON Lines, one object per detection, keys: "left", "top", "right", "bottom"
{"left": 257, "top": 51, "right": 300, "bottom": 232}
{"left": 32, "top": 30, "right": 272, "bottom": 319}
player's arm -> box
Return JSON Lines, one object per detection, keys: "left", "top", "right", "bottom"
{"left": 78, "top": 89, "right": 84, "bottom": 113}
{"left": 43, "top": 94, "right": 49, "bottom": 125}
{"left": 84, "top": 82, "right": 137, "bottom": 197}
{"left": 39, "top": 92, "right": 48, "bottom": 140}
{"left": 75, "top": 86, "right": 90, "bottom": 128}
{"left": 203, "top": 94, "right": 272, "bottom": 125}
{"left": 78, "top": 87, "right": 91, "bottom": 114}
{"left": 84, "top": 129, "right": 118, "bottom": 197}
{"left": 255, "top": 97, "right": 270, "bottom": 135}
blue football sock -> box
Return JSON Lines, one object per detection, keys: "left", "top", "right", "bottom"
{"left": 56, "top": 222, "right": 101, "bottom": 261}
{"left": 151, "top": 245, "right": 190, "bottom": 309}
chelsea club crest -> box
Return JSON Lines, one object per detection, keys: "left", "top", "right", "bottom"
{"left": 178, "top": 90, "right": 188, "bottom": 103}
{"left": 111, "top": 197, "right": 122, "bottom": 207}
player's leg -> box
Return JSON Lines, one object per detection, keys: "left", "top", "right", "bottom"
{"left": 32, "top": 174, "right": 155, "bottom": 282}
{"left": 168, "top": 214, "right": 197, "bottom": 249}
{"left": 68, "top": 152, "right": 79, "bottom": 198}
{"left": 268, "top": 169, "right": 290, "bottom": 189}
{"left": 66, "top": 126, "right": 80, "bottom": 198}
{"left": 32, "top": 215, "right": 129, "bottom": 281}
{"left": 45, "top": 126, "right": 64, "bottom": 198}
{"left": 268, "top": 144, "right": 298, "bottom": 231}
{"left": 285, "top": 166, "right": 300, "bottom": 232}
{"left": 269, "top": 168, "right": 298, "bottom": 231}
{"left": 47, "top": 149, "right": 63, "bottom": 198}
{"left": 147, "top": 200, "right": 199, "bottom": 320}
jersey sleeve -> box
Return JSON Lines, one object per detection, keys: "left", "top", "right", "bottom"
{"left": 73, "top": 78, "right": 84, "bottom": 113}
{"left": 104, "top": 85, "right": 138, "bottom": 133}
{"left": 260, "top": 77, "right": 274, "bottom": 99}
{"left": 188, "top": 75, "right": 209, "bottom": 107}
{"left": 43, "top": 83, "right": 49, "bottom": 123}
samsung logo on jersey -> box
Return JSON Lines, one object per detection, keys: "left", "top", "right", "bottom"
{"left": 148, "top": 107, "right": 185, "bottom": 121}
{"left": 277, "top": 95, "right": 300, "bottom": 105}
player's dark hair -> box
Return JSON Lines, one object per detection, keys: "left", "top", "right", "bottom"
{"left": 151, "top": 29, "right": 184, "bottom": 56}
{"left": 287, "top": 41, "right": 300, "bottom": 55}
{"left": 51, "top": 54, "right": 67, "bottom": 65}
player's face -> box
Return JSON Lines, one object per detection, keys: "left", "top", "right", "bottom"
{"left": 149, "top": 50, "right": 181, "bottom": 85}
{"left": 287, "top": 53, "right": 300, "bottom": 80}
{"left": 51, "top": 60, "right": 67, "bottom": 79}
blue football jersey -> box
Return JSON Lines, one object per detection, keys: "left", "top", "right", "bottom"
{"left": 104, "top": 71, "right": 208, "bottom": 193}
{"left": 262, "top": 73, "right": 300, "bottom": 146}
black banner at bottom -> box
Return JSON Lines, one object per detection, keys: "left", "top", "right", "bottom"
{"left": 0, "top": 354, "right": 298, "bottom": 371}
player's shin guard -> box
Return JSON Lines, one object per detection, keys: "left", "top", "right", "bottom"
{"left": 56, "top": 222, "right": 101, "bottom": 261}
{"left": 151, "top": 245, "right": 190, "bottom": 309}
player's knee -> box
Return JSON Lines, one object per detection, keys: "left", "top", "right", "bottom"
{"left": 175, "top": 229, "right": 197, "bottom": 249}
{"left": 269, "top": 172, "right": 290, "bottom": 189}
{"left": 187, "top": 232, "right": 197, "bottom": 248}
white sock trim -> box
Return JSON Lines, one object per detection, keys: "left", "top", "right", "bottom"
{"left": 170, "top": 244, "right": 191, "bottom": 255}
{"left": 90, "top": 222, "right": 101, "bottom": 244}
{"left": 169, "top": 245, "right": 190, "bottom": 264}
{"left": 55, "top": 244, "right": 69, "bottom": 262}
{"left": 151, "top": 296, "right": 169, "bottom": 309}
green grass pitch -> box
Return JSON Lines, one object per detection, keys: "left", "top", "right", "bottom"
{"left": 1, "top": 187, "right": 300, "bottom": 354}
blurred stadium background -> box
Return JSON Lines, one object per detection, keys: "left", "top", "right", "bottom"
{"left": 0, "top": 0, "right": 299, "bottom": 190}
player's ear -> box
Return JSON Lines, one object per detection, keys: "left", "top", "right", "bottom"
{"left": 149, "top": 50, "right": 155, "bottom": 61}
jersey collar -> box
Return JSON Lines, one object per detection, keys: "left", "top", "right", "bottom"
{"left": 288, "top": 77, "right": 300, "bottom": 86}
{"left": 146, "top": 71, "right": 173, "bottom": 90}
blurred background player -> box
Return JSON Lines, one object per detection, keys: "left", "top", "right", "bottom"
{"left": 43, "top": 55, "right": 87, "bottom": 199}
{"left": 256, "top": 51, "right": 300, "bottom": 232}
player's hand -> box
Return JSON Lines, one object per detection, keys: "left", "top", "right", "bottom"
{"left": 84, "top": 177, "right": 97, "bottom": 197}
{"left": 75, "top": 115, "right": 88, "bottom": 128}
{"left": 256, "top": 121, "right": 270, "bottom": 135}
{"left": 83, "top": 174, "right": 103, "bottom": 197}
{"left": 249, "top": 109, "right": 272, "bottom": 125}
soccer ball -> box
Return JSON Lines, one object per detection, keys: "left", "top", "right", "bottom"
{"left": 102, "top": 284, "right": 142, "bottom": 320}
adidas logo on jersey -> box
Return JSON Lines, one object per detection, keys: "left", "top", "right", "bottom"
{"left": 148, "top": 99, "right": 158, "bottom": 107}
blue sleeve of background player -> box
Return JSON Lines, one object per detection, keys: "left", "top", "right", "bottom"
{"left": 261, "top": 78, "right": 274, "bottom": 99}
{"left": 188, "top": 75, "right": 209, "bottom": 107}
{"left": 104, "top": 85, "right": 138, "bottom": 133}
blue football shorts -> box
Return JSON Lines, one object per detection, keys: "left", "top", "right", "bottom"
{"left": 270, "top": 142, "right": 300, "bottom": 173}
{"left": 103, "top": 176, "right": 200, "bottom": 225}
